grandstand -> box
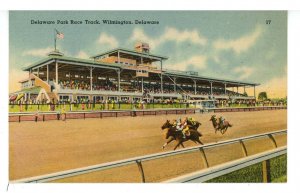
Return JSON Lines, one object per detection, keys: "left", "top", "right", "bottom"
{"left": 10, "top": 42, "right": 259, "bottom": 105}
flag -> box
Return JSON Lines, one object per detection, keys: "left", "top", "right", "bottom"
{"left": 55, "top": 29, "right": 64, "bottom": 39}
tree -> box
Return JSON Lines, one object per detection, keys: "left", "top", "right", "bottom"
{"left": 243, "top": 92, "right": 248, "bottom": 97}
{"left": 258, "top": 92, "right": 268, "bottom": 101}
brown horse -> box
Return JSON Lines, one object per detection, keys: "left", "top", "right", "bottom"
{"left": 209, "top": 115, "right": 232, "bottom": 134}
{"left": 161, "top": 120, "right": 203, "bottom": 150}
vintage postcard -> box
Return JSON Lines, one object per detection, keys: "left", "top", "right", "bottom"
{"left": 9, "top": 11, "right": 287, "bottom": 183}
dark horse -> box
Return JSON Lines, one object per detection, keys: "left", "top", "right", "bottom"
{"left": 209, "top": 115, "right": 232, "bottom": 134}
{"left": 161, "top": 120, "right": 203, "bottom": 150}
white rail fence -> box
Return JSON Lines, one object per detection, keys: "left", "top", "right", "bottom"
{"left": 10, "top": 130, "right": 287, "bottom": 183}
{"left": 164, "top": 146, "right": 287, "bottom": 183}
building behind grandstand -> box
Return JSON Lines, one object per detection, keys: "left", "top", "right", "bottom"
{"left": 9, "top": 42, "right": 259, "bottom": 106}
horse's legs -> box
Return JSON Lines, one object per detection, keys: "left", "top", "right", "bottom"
{"left": 174, "top": 140, "right": 182, "bottom": 150}
{"left": 180, "top": 143, "right": 185, "bottom": 148}
{"left": 162, "top": 138, "right": 174, "bottom": 149}
{"left": 221, "top": 127, "right": 224, "bottom": 134}
{"left": 195, "top": 138, "right": 203, "bottom": 145}
{"left": 223, "top": 126, "right": 228, "bottom": 134}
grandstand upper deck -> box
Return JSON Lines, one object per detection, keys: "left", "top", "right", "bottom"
{"left": 14, "top": 43, "right": 259, "bottom": 104}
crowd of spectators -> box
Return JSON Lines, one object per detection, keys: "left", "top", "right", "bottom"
{"left": 58, "top": 78, "right": 248, "bottom": 99}
{"left": 59, "top": 79, "right": 117, "bottom": 91}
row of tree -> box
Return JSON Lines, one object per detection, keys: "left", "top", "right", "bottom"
{"left": 257, "top": 91, "right": 287, "bottom": 104}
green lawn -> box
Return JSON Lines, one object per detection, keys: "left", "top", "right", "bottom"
{"left": 8, "top": 103, "right": 286, "bottom": 113}
{"left": 207, "top": 154, "right": 287, "bottom": 183}
{"left": 8, "top": 103, "right": 192, "bottom": 113}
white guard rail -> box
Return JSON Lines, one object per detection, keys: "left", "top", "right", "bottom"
{"left": 164, "top": 146, "right": 287, "bottom": 183}
{"left": 10, "top": 129, "right": 287, "bottom": 183}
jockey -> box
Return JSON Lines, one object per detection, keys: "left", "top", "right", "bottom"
{"left": 172, "top": 119, "right": 177, "bottom": 127}
{"left": 219, "top": 116, "right": 225, "bottom": 127}
{"left": 175, "top": 118, "right": 182, "bottom": 130}
{"left": 173, "top": 118, "right": 185, "bottom": 138}
{"left": 176, "top": 117, "right": 190, "bottom": 138}
{"left": 187, "top": 117, "right": 196, "bottom": 126}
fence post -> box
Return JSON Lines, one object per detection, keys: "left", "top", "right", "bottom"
{"left": 239, "top": 140, "right": 248, "bottom": 157}
{"left": 268, "top": 134, "right": 278, "bottom": 148}
{"left": 199, "top": 147, "right": 209, "bottom": 168}
{"left": 136, "top": 160, "right": 146, "bottom": 183}
{"left": 262, "top": 160, "right": 271, "bottom": 183}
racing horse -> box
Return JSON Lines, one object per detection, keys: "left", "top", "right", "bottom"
{"left": 161, "top": 120, "right": 203, "bottom": 150}
{"left": 209, "top": 115, "right": 232, "bottom": 134}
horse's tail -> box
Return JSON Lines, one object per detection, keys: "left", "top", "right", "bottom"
{"left": 190, "top": 130, "right": 202, "bottom": 138}
{"left": 197, "top": 130, "right": 203, "bottom": 137}
{"left": 228, "top": 123, "right": 233, "bottom": 127}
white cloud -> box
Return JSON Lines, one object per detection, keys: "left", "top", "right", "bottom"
{"left": 22, "top": 47, "right": 53, "bottom": 57}
{"left": 213, "top": 25, "right": 263, "bottom": 54}
{"left": 256, "top": 75, "right": 287, "bottom": 98}
{"left": 97, "top": 32, "right": 119, "bottom": 48}
{"left": 165, "top": 55, "right": 207, "bottom": 71}
{"left": 76, "top": 51, "right": 89, "bottom": 59}
{"left": 129, "top": 27, "right": 207, "bottom": 49}
{"left": 9, "top": 68, "right": 27, "bottom": 93}
{"left": 233, "top": 66, "right": 255, "bottom": 80}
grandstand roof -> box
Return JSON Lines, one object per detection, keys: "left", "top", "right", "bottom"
{"left": 22, "top": 54, "right": 259, "bottom": 87}
{"left": 22, "top": 54, "right": 122, "bottom": 71}
{"left": 164, "top": 71, "right": 260, "bottom": 87}
{"left": 90, "top": 48, "right": 169, "bottom": 62}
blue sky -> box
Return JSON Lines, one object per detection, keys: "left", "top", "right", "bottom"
{"left": 9, "top": 11, "right": 287, "bottom": 97}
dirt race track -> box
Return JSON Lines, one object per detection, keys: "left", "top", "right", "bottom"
{"left": 9, "top": 110, "right": 287, "bottom": 182}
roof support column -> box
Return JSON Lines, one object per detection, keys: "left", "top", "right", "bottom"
{"left": 254, "top": 85, "right": 256, "bottom": 100}
{"left": 237, "top": 86, "right": 239, "bottom": 94}
{"left": 55, "top": 61, "right": 58, "bottom": 84}
{"left": 244, "top": 85, "right": 246, "bottom": 94}
{"left": 29, "top": 69, "right": 32, "bottom": 87}
{"left": 117, "top": 51, "right": 120, "bottom": 64}
{"left": 90, "top": 67, "right": 93, "bottom": 91}
{"left": 210, "top": 81, "right": 213, "bottom": 96}
{"left": 193, "top": 79, "right": 197, "bottom": 95}
{"left": 117, "top": 70, "right": 121, "bottom": 92}
{"left": 224, "top": 83, "right": 227, "bottom": 95}
{"left": 160, "top": 60, "right": 163, "bottom": 97}
{"left": 37, "top": 68, "right": 39, "bottom": 78}
{"left": 174, "top": 77, "right": 176, "bottom": 93}
{"left": 142, "top": 77, "right": 144, "bottom": 94}
{"left": 47, "top": 64, "right": 49, "bottom": 83}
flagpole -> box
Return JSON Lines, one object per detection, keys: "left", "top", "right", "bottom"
{"left": 54, "top": 28, "right": 57, "bottom": 51}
